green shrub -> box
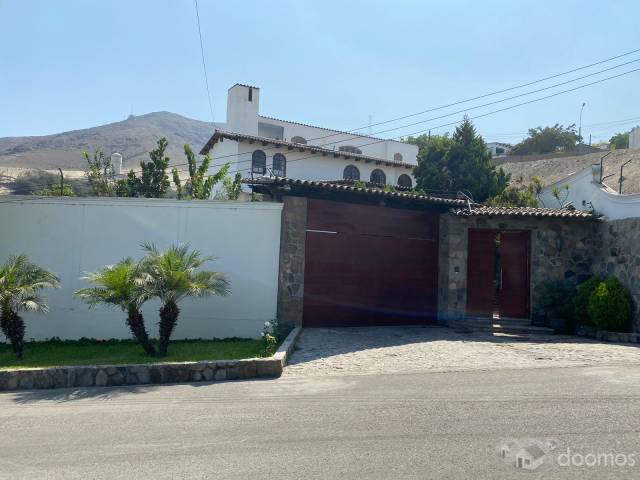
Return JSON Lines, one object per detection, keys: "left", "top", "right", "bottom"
{"left": 574, "top": 276, "right": 602, "bottom": 326}
{"left": 587, "top": 277, "right": 632, "bottom": 332}
{"left": 538, "top": 280, "right": 576, "bottom": 332}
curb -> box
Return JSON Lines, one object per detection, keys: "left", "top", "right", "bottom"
{"left": 0, "top": 327, "right": 302, "bottom": 391}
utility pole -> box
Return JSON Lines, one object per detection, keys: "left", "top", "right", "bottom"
{"left": 578, "top": 102, "right": 586, "bottom": 143}
{"left": 58, "top": 168, "right": 64, "bottom": 196}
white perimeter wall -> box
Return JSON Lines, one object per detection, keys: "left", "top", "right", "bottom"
{"left": 0, "top": 197, "right": 282, "bottom": 340}
{"left": 540, "top": 166, "right": 640, "bottom": 220}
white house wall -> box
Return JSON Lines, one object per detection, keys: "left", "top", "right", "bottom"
{"left": 257, "top": 116, "right": 418, "bottom": 165}
{"left": 0, "top": 197, "right": 282, "bottom": 340}
{"left": 214, "top": 140, "right": 415, "bottom": 186}
{"left": 540, "top": 166, "right": 640, "bottom": 220}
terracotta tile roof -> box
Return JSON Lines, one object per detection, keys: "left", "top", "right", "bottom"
{"left": 246, "top": 177, "right": 467, "bottom": 206}
{"left": 200, "top": 130, "right": 416, "bottom": 169}
{"left": 257, "top": 115, "right": 411, "bottom": 145}
{"left": 452, "top": 205, "right": 596, "bottom": 219}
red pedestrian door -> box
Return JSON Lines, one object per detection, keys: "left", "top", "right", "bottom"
{"left": 466, "top": 229, "right": 530, "bottom": 319}
{"left": 302, "top": 199, "right": 440, "bottom": 327}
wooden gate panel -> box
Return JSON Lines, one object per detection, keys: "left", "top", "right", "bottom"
{"left": 303, "top": 199, "right": 439, "bottom": 327}
{"left": 498, "top": 231, "right": 531, "bottom": 319}
{"left": 466, "top": 229, "right": 497, "bottom": 317}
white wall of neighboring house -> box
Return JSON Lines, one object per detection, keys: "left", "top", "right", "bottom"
{"left": 486, "top": 142, "right": 512, "bottom": 157}
{"left": 223, "top": 83, "right": 418, "bottom": 167}
{"left": 211, "top": 138, "right": 415, "bottom": 188}
{"left": 630, "top": 127, "right": 640, "bottom": 150}
{"left": 0, "top": 197, "right": 282, "bottom": 340}
{"left": 540, "top": 165, "right": 640, "bottom": 220}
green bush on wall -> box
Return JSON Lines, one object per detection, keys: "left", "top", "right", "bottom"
{"left": 587, "top": 277, "right": 632, "bottom": 333}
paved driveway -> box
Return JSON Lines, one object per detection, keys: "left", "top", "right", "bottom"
{"left": 284, "top": 326, "right": 640, "bottom": 377}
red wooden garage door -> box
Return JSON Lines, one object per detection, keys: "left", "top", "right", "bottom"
{"left": 302, "top": 199, "right": 439, "bottom": 327}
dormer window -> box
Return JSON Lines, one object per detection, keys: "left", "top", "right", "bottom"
{"left": 394, "top": 153, "right": 403, "bottom": 162}
{"left": 338, "top": 145, "right": 362, "bottom": 155}
{"left": 291, "top": 136, "right": 307, "bottom": 145}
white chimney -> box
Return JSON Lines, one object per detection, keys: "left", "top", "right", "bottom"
{"left": 111, "top": 153, "right": 123, "bottom": 175}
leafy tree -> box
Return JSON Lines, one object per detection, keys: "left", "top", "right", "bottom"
{"left": 171, "top": 144, "right": 230, "bottom": 199}
{"left": 410, "top": 118, "right": 509, "bottom": 202}
{"left": 0, "top": 254, "right": 60, "bottom": 359}
{"left": 487, "top": 176, "right": 543, "bottom": 207}
{"left": 609, "top": 131, "right": 630, "bottom": 150}
{"left": 510, "top": 124, "right": 579, "bottom": 155}
{"left": 118, "top": 138, "right": 171, "bottom": 198}
{"left": 75, "top": 259, "right": 156, "bottom": 355}
{"left": 139, "top": 243, "right": 230, "bottom": 356}
{"left": 551, "top": 184, "right": 570, "bottom": 207}
{"left": 217, "top": 172, "right": 243, "bottom": 200}
{"left": 84, "top": 149, "right": 116, "bottom": 196}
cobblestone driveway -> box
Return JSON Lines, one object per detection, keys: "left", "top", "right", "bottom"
{"left": 283, "top": 326, "right": 640, "bottom": 377}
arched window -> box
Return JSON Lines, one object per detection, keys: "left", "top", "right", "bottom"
{"left": 370, "top": 169, "right": 386, "bottom": 185}
{"left": 338, "top": 145, "right": 363, "bottom": 155}
{"left": 394, "top": 152, "right": 403, "bottom": 162}
{"left": 397, "top": 174, "right": 412, "bottom": 188}
{"left": 291, "top": 136, "right": 307, "bottom": 145}
{"left": 252, "top": 150, "right": 266, "bottom": 175}
{"left": 272, "top": 153, "right": 286, "bottom": 177}
{"left": 343, "top": 164, "right": 360, "bottom": 181}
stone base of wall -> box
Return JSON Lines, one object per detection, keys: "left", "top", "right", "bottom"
{"left": 0, "top": 328, "right": 301, "bottom": 391}
{"left": 576, "top": 325, "right": 640, "bottom": 344}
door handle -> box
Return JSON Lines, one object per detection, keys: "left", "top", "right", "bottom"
{"left": 500, "top": 268, "right": 503, "bottom": 290}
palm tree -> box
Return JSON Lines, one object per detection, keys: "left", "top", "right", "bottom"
{"left": 75, "top": 259, "right": 156, "bottom": 355}
{"left": 0, "top": 254, "right": 60, "bottom": 359}
{"left": 139, "top": 243, "right": 230, "bottom": 356}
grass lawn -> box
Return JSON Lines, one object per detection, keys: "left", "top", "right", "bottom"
{"left": 0, "top": 338, "right": 268, "bottom": 370}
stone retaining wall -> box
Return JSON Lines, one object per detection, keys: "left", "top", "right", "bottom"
{"left": 0, "top": 328, "right": 301, "bottom": 391}
{"left": 576, "top": 325, "right": 640, "bottom": 344}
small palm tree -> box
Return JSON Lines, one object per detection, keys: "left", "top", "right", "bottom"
{"left": 75, "top": 259, "right": 156, "bottom": 355}
{"left": 0, "top": 254, "right": 60, "bottom": 359}
{"left": 139, "top": 243, "right": 230, "bottom": 356}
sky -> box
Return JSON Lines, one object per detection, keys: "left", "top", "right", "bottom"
{"left": 1, "top": 0, "right": 639, "bottom": 145}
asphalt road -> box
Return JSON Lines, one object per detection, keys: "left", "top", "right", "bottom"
{"left": 1, "top": 365, "right": 640, "bottom": 479}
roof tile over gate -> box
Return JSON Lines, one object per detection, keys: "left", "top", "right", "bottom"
{"left": 452, "top": 205, "right": 595, "bottom": 218}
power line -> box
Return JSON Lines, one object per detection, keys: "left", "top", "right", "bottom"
{"left": 195, "top": 0, "right": 215, "bottom": 124}
{"left": 165, "top": 53, "right": 640, "bottom": 172}
{"left": 168, "top": 64, "right": 640, "bottom": 175}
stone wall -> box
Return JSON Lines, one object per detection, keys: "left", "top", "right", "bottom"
{"left": 277, "top": 196, "right": 308, "bottom": 327}
{"left": 438, "top": 214, "right": 600, "bottom": 325}
{"left": 594, "top": 218, "right": 640, "bottom": 331}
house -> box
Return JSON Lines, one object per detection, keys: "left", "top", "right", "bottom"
{"left": 515, "top": 444, "right": 546, "bottom": 470}
{"left": 200, "top": 84, "right": 418, "bottom": 188}
{"left": 486, "top": 141, "right": 512, "bottom": 157}
{"left": 630, "top": 126, "right": 640, "bottom": 149}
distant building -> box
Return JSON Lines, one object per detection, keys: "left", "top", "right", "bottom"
{"left": 486, "top": 142, "right": 513, "bottom": 157}
{"left": 630, "top": 127, "right": 640, "bottom": 150}
{"left": 200, "top": 84, "right": 417, "bottom": 189}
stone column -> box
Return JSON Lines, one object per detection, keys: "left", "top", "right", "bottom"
{"left": 276, "top": 196, "right": 308, "bottom": 327}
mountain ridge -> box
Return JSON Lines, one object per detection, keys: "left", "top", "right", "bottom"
{"left": 0, "top": 112, "right": 222, "bottom": 171}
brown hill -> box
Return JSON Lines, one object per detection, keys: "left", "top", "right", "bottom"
{"left": 0, "top": 112, "right": 219, "bottom": 171}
